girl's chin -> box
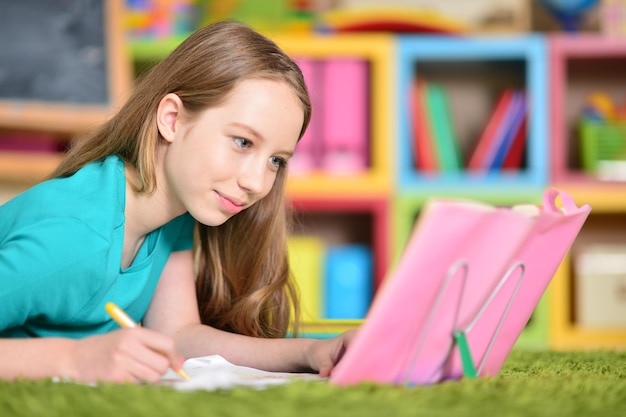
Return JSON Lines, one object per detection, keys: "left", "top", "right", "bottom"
{"left": 189, "top": 209, "right": 233, "bottom": 227}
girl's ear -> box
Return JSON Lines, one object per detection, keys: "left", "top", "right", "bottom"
{"left": 156, "top": 93, "right": 184, "bottom": 143}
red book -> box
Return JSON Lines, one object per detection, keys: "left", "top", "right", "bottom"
{"left": 501, "top": 116, "right": 527, "bottom": 170}
{"left": 409, "top": 78, "right": 437, "bottom": 172}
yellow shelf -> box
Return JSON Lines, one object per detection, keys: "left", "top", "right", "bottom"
{"left": 286, "top": 171, "right": 390, "bottom": 198}
{"left": 0, "top": 151, "right": 62, "bottom": 184}
{"left": 556, "top": 184, "right": 626, "bottom": 213}
{"left": 297, "top": 319, "right": 361, "bottom": 337}
{"left": 0, "top": 105, "right": 113, "bottom": 134}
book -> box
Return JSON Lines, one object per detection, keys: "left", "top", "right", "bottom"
{"left": 287, "top": 236, "right": 326, "bottom": 322}
{"left": 290, "top": 57, "right": 322, "bottom": 174}
{"left": 467, "top": 89, "right": 515, "bottom": 171}
{"left": 330, "top": 189, "right": 591, "bottom": 386}
{"left": 321, "top": 58, "right": 369, "bottom": 172}
{"left": 324, "top": 244, "right": 372, "bottom": 319}
{"left": 409, "top": 77, "right": 438, "bottom": 172}
{"left": 427, "top": 83, "right": 462, "bottom": 172}
{"left": 501, "top": 114, "right": 527, "bottom": 170}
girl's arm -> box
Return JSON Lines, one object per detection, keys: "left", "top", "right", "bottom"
{"left": 0, "top": 337, "right": 78, "bottom": 381}
{"left": 0, "top": 327, "right": 185, "bottom": 383}
{"left": 144, "top": 250, "right": 355, "bottom": 376}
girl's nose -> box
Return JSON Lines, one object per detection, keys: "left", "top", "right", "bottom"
{"left": 237, "top": 157, "right": 268, "bottom": 195}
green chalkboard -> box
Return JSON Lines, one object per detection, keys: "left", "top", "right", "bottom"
{"left": 0, "top": 0, "right": 130, "bottom": 132}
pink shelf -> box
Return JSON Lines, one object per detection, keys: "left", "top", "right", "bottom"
{"left": 550, "top": 34, "right": 626, "bottom": 184}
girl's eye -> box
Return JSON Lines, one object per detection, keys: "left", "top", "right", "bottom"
{"left": 270, "top": 156, "right": 287, "bottom": 169}
{"left": 234, "top": 137, "right": 251, "bottom": 149}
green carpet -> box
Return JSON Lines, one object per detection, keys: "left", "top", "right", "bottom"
{"left": 1, "top": 350, "right": 624, "bottom": 417}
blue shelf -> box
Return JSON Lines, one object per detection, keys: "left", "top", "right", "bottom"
{"left": 396, "top": 35, "right": 549, "bottom": 193}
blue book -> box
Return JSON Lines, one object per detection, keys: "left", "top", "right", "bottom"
{"left": 490, "top": 91, "right": 526, "bottom": 171}
{"left": 324, "top": 245, "right": 372, "bottom": 319}
{"left": 467, "top": 88, "right": 515, "bottom": 171}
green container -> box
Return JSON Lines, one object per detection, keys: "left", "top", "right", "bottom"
{"left": 579, "top": 120, "right": 626, "bottom": 178}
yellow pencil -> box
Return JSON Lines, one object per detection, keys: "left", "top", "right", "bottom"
{"left": 105, "top": 302, "right": 191, "bottom": 381}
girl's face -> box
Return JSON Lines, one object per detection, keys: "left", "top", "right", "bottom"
{"left": 159, "top": 78, "right": 303, "bottom": 226}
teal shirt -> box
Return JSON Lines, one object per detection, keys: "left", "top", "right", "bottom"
{"left": 0, "top": 156, "right": 194, "bottom": 338}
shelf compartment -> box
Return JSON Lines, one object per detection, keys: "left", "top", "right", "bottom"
{"left": 396, "top": 35, "right": 548, "bottom": 192}
{"left": 287, "top": 196, "right": 391, "bottom": 326}
{"left": 550, "top": 34, "right": 626, "bottom": 185}
{"left": 274, "top": 33, "right": 395, "bottom": 196}
{"left": 551, "top": 255, "right": 626, "bottom": 349}
{"left": 289, "top": 196, "right": 391, "bottom": 291}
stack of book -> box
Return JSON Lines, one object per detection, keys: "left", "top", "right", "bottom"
{"left": 290, "top": 57, "right": 370, "bottom": 175}
{"left": 410, "top": 78, "right": 527, "bottom": 173}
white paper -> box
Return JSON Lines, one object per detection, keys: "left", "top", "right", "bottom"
{"left": 160, "top": 355, "right": 322, "bottom": 391}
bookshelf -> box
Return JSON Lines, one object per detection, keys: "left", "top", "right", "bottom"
{"left": 3, "top": 19, "right": 625, "bottom": 348}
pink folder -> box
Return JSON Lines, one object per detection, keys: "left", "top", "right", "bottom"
{"left": 444, "top": 189, "right": 591, "bottom": 379}
{"left": 321, "top": 58, "right": 369, "bottom": 172}
{"left": 290, "top": 57, "right": 322, "bottom": 173}
{"left": 330, "top": 189, "right": 591, "bottom": 386}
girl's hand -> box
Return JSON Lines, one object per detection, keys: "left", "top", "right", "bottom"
{"left": 68, "top": 328, "right": 185, "bottom": 383}
{"left": 306, "top": 330, "right": 357, "bottom": 378}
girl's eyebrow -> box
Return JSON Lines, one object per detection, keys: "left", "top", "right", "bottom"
{"left": 230, "top": 122, "right": 263, "bottom": 141}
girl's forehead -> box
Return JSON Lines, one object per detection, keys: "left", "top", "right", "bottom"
{"left": 195, "top": 79, "right": 303, "bottom": 146}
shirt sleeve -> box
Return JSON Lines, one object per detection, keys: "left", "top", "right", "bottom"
{"left": 0, "top": 218, "right": 112, "bottom": 333}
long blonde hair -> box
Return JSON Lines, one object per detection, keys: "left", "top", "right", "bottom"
{"left": 51, "top": 21, "right": 311, "bottom": 338}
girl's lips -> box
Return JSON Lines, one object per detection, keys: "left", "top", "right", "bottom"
{"left": 216, "top": 192, "right": 245, "bottom": 214}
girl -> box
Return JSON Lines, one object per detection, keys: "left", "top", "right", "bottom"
{"left": 0, "top": 21, "right": 354, "bottom": 383}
